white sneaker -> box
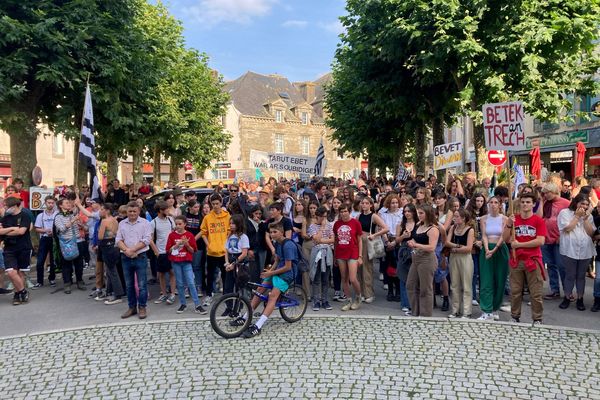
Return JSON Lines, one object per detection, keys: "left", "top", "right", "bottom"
{"left": 364, "top": 296, "right": 375, "bottom": 304}
{"left": 477, "top": 312, "right": 493, "bottom": 321}
{"left": 202, "top": 296, "right": 212, "bottom": 307}
{"left": 472, "top": 299, "right": 479, "bottom": 306}
{"left": 492, "top": 313, "right": 500, "bottom": 321}
{"left": 383, "top": 284, "right": 388, "bottom": 290}
{"left": 448, "top": 313, "right": 459, "bottom": 318}
{"left": 499, "top": 305, "right": 511, "bottom": 313}
{"left": 401, "top": 306, "right": 409, "bottom": 312}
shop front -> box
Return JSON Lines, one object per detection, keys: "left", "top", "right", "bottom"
{"left": 514, "top": 128, "right": 600, "bottom": 180}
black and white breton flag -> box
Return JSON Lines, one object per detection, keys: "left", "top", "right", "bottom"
{"left": 314, "top": 138, "right": 325, "bottom": 177}
{"left": 78, "top": 84, "right": 100, "bottom": 200}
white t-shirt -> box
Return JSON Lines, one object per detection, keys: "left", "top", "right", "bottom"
{"left": 151, "top": 216, "right": 175, "bottom": 254}
{"left": 35, "top": 209, "right": 58, "bottom": 237}
{"left": 557, "top": 209, "right": 596, "bottom": 260}
{"left": 226, "top": 233, "right": 250, "bottom": 255}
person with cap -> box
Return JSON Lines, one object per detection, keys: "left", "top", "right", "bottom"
{"left": 538, "top": 182, "right": 571, "bottom": 300}
{"left": 0, "top": 196, "right": 33, "bottom": 305}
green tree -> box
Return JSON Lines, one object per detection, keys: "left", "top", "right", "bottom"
{"left": 0, "top": 0, "right": 139, "bottom": 187}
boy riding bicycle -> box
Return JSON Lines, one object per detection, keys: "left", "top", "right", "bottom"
{"left": 233, "top": 221, "right": 297, "bottom": 338}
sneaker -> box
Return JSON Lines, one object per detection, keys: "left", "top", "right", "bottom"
{"left": 202, "top": 296, "right": 212, "bottom": 307}
{"left": 94, "top": 290, "right": 107, "bottom": 301}
{"left": 471, "top": 299, "right": 479, "bottom": 306}
{"left": 341, "top": 302, "right": 352, "bottom": 311}
{"left": 364, "top": 296, "right": 375, "bottom": 304}
{"left": 242, "top": 324, "right": 261, "bottom": 338}
{"left": 460, "top": 315, "right": 471, "bottom": 319}
{"left": 49, "top": 280, "right": 56, "bottom": 287}
{"left": 21, "top": 290, "right": 29, "bottom": 303}
{"left": 338, "top": 294, "right": 348, "bottom": 302}
{"left": 492, "top": 313, "right": 500, "bottom": 321}
{"left": 544, "top": 292, "right": 561, "bottom": 300}
{"left": 322, "top": 301, "right": 333, "bottom": 310}
{"left": 499, "top": 305, "right": 511, "bottom": 313}
{"left": 89, "top": 288, "right": 100, "bottom": 297}
{"left": 477, "top": 312, "right": 493, "bottom": 321}
{"left": 404, "top": 310, "right": 412, "bottom": 316}
{"left": 511, "top": 317, "right": 520, "bottom": 323}
{"left": 194, "top": 304, "right": 207, "bottom": 314}
{"left": 532, "top": 320, "right": 543, "bottom": 326}
{"left": 166, "top": 294, "right": 176, "bottom": 305}
{"left": 401, "top": 306, "right": 409, "bottom": 312}
{"left": 332, "top": 291, "right": 341, "bottom": 301}
{"left": 32, "top": 283, "right": 43, "bottom": 290}
{"left": 154, "top": 295, "right": 168, "bottom": 304}
{"left": 379, "top": 273, "right": 384, "bottom": 281}
{"left": 350, "top": 301, "right": 361, "bottom": 310}
{"left": 559, "top": 297, "right": 570, "bottom": 309}
{"left": 64, "top": 285, "right": 72, "bottom": 294}
{"left": 383, "top": 284, "right": 388, "bottom": 290}
{"left": 0, "top": 288, "right": 13, "bottom": 295}
{"left": 448, "top": 313, "right": 459, "bottom": 318}
{"left": 104, "top": 297, "right": 123, "bottom": 305}
{"left": 229, "top": 317, "right": 246, "bottom": 326}
{"left": 312, "top": 301, "right": 321, "bottom": 311}
{"left": 184, "top": 288, "right": 190, "bottom": 298}
{"left": 176, "top": 304, "right": 187, "bottom": 314}
{"left": 12, "top": 292, "right": 21, "bottom": 306}
{"left": 76, "top": 281, "right": 86, "bottom": 291}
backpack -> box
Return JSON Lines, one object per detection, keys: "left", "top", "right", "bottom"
{"left": 283, "top": 238, "right": 309, "bottom": 280}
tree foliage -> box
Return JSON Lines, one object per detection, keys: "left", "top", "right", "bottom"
{"left": 326, "top": 0, "right": 600, "bottom": 176}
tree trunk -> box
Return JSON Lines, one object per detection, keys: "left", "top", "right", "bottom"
{"left": 132, "top": 147, "right": 143, "bottom": 185}
{"left": 7, "top": 114, "right": 38, "bottom": 188}
{"left": 432, "top": 116, "right": 445, "bottom": 182}
{"left": 106, "top": 151, "right": 119, "bottom": 182}
{"left": 169, "top": 157, "right": 180, "bottom": 183}
{"left": 367, "top": 152, "right": 376, "bottom": 179}
{"left": 414, "top": 125, "right": 426, "bottom": 175}
{"left": 152, "top": 146, "right": 161, "bottom": 185}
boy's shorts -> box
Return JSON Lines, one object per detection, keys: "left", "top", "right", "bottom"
{"left": 263, "top": 275, "right": 289, "bottom": 293}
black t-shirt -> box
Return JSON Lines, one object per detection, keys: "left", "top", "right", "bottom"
{"left": 266, "top": 217, "right": 293, "bottom": 234}
{"left": 1, "top": 211, "right": 33, "bottom": 251}
{"left": 185, "top": 211, "right": 205, "bottom": 250}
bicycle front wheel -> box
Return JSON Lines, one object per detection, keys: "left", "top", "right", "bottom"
{"left": 210, "top": 294, "right": 252, "bottom": 339}
{"left": 279, "top": 285, "right": 308, "bottom": 323}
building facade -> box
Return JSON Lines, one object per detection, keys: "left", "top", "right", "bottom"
{"left": 0, "top": 128, "right": 75, "bottom": 191}
{"left": 206, "top": 71, "right": 361, "bottom": 181}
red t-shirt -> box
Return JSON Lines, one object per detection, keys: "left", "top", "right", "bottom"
{"left": 333, "top": 218, "right": 363, "bottom": 260}
{"left": 514, "top": 214, "right": 546, "bottom": 259}
{"left": 166, "top": 230, "right": 197, "bottom": 262}
{"left": 19, "top": 190, "right": 30, "bottom": 209}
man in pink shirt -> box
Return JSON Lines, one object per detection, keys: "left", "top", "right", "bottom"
{"left": 538, "top": 182, "right": 571, "bottom": 299}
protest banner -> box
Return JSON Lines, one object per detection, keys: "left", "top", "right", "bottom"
{"left": 433, "top": 142, "right": 463, "bottom": 170}
{"left": 250, "top": 150, "right": 316, "bottom": 175}
{"left": 482, "top": 101, "right": 526, "bottom": 151}
{"left": 29, "top": 186, "right": 54, "bottom": 210}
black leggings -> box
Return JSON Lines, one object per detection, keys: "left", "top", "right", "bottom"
{"left": 206, "top": 255, "right": 235, "bottom": 297}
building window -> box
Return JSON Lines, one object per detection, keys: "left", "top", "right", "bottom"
{"left": 301, "top": 136, "right": 310, "bottom": 155}
{"left": 275, "top": 109, "right": 283, "bottom": 123}
{"left": 275, "top": 134, "right": 285, "bottom": 153}
{"left": 52, "top": 135, "right": 64, "bottom": 156}
{"left": 301, "top": 112, "right": 309, "bottom": 125}
{"left": 217, "top": 170, "right": 229, "bottom": 179}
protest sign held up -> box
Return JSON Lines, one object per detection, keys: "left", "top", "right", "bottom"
{"left": 433, "top": 142, "right": 463, "bottom": 170}
{"left": 482, "top": 101, "right": 526, "bottom": 151}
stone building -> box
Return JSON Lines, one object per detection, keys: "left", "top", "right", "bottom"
{"left": 206, "top": 71, "right": 361, "bottom": 181}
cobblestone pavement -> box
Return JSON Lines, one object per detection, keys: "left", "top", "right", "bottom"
{"left": 1, "top": 317, "right": 599, "bottom": 399}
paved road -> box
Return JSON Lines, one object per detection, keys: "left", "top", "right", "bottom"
{"left": 1, "top": 266, "right": 599, "bottom": 337}
{"left": 1, "top": 317, "right": 599, "bottom": 399}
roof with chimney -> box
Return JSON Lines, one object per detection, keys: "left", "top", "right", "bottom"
{"left": 224, "top": 71, "right": 329, "bottom": 122}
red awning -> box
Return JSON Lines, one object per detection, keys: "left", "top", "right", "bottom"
{"left": 589, "top": 154, "right": 600, "bottom": 166}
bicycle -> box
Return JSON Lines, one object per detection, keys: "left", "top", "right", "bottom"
{"left": 210, "top": 263, "right": 308, "bottom": 338}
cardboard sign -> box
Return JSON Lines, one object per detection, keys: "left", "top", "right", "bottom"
{"left": 29, "top": 187, "right": 54, "bottom": 210}
{"left": 433, "top": 142, "right": 463, "bottom": 170}
{"left": 482, "top": 101, "right": 526, "bottom": 151}
{"left": 250, "top": 150, "right": 316, "bottom": 175}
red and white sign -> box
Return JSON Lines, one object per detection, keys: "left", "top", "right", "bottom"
{"left": 483, "top": 101, "right": 526, "bottom": 151}
{"left": 487, "top": 150, "right": 507, "bottom": 166}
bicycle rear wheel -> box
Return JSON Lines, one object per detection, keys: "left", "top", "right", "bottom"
{"left": 210, "top": 294, "right": 252, "bottom": 338}
{"left": 279, "top": 285, "right": 307, "bottom": 323}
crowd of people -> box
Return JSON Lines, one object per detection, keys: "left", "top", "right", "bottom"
{"left": 1, "top": 169, "right": 600, "bottom": 336}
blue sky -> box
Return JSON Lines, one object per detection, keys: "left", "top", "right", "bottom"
{"left": 164, "top": 0, "right": 346, "bottom": 82}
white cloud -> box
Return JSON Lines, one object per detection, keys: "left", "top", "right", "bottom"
{"left": 182, "top": 0, "right": 278, "bottom": 27}
{"left": 319, "top": 20, "right": 345, "bottom": 35}
{"left": 282, "top": 20, "right": 308, "bottom": 28}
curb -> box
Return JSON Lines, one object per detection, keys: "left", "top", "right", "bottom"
{"left": 2, "top": 314, "right": 599, "bottom": 340}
